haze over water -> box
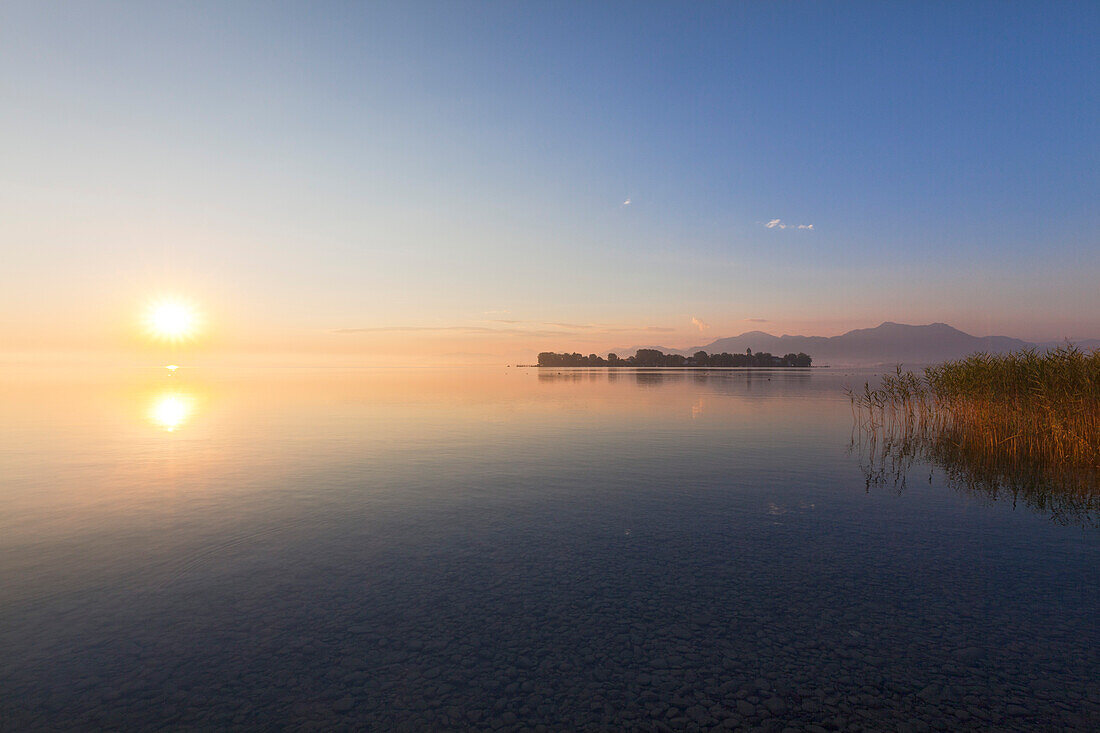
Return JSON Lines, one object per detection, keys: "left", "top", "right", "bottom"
{"left": 2, "top": 367, "right": 1096, "bottom": 730}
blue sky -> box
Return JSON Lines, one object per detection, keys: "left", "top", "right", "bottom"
{"left": 2, "top": 1, "right": 1098, "bottom": 359}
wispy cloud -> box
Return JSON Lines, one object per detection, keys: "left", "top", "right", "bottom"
{"left": 333, "top": 323, "right": 676, "bottom": 337}
{"left": 765, "top": 219, "right": 813, "bottom": 230}
{"left": 546, "top": 322, "right": 595, "bottom": 330}
{"left": 334, "top": 326, "right": 586, "bottom": 338}
{"left": 691, "top": 316, "right": 710, "bottom": 332}
{"left": 334, "top": 326, "right": 500, "bottom": 334}
{"left": 489, "top": 320, "right": 606, "bottom": 330}
{"left": 745, "top": 318, "right": 769, "bottom": 323}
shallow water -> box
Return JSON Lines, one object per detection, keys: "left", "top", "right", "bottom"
{"left": 1, "top": 367, "right": 1097, "bottom": 731}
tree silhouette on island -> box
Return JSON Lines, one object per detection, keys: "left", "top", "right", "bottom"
{"left": 538, "top": 348, "right": 812, "bottom": 368}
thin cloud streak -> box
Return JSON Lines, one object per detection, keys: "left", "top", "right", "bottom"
{"left": 333, "top": 324, "right": 676, "bottom": 337}
{"left": 546, "top": 322, "right": 595, "bottom": 330}
{"left": 334, "top": 326, "right": 504, "bottom": 334}
{"left": 333, "top": 326, "right": 591, "bottom": 338}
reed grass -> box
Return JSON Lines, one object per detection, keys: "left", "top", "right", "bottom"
{"left": 848, "top": 345, "right": 1100, "bottom": 526}
{"left": 850, "top": 345, "right": 1100, "bottom": 468}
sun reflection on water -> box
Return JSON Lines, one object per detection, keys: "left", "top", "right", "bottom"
{"left": 149, "top": 392, "right": 193, "bottom": 432}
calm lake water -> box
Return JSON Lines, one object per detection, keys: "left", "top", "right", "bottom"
{"left": 1, "top": 367, "right": 1097, "bottom": 731}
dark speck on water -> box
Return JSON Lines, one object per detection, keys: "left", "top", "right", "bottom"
{"left": 0, "top": 366, "right": 1096, "bottom": 730}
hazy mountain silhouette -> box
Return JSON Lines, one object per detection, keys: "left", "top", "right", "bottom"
{"left": 618, "top": 322, "right": 1096, "bottom": 366}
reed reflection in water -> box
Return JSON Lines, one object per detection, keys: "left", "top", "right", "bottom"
{"left": 852, "top": 419, "right": 1100, "bottom": 528}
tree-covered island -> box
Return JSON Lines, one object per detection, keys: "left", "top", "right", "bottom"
{"left": 538, "top": 348, "right": 812, "bottom": 368}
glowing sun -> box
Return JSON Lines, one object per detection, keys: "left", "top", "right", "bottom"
{"left": 145, "top": 299, "right": 199, "bottom": 341}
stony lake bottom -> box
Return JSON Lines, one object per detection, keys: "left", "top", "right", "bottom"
{"left": 1, "top": 366, "right": 1097, "bottom": 731}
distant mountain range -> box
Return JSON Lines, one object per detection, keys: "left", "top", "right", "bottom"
{"left": 617, "top": 322, "right": 1100, "bottom": 367}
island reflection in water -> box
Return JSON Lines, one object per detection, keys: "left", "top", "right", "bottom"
{"left": 0, "top": 366, "right": 1096, "bottom": 730}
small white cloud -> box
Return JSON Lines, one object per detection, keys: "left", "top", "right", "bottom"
{"left": 765, "top": 219, "right": 813, "bottom": 230}
{"left": 691, "top": 316, "right": 710, "bottom": 332}
{"left": 622, "top": 198, "right": 632, "bottom": 206}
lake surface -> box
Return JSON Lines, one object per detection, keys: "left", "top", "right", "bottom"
{"left": 1, "top": 366, "right": 1097, "bottom": 731}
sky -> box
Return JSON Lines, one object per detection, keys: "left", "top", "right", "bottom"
{"left": 2, "top": 1, "right": 1098, "bottom": 363}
